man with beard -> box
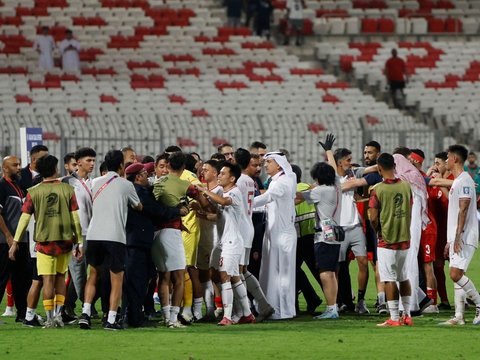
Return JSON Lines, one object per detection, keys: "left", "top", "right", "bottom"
{"left": 0, "top": 156, "right": 31, "bottom": 323}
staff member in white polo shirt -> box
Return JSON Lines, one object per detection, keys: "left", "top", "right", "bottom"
{"left": 61, "top": 147, "right": 96, "bottom": 323}
{"left": 78, "top": 150, "right": 142, "bottom": 331}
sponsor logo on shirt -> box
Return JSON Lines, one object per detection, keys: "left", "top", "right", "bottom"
{"left": 463, "top": 186, "right": 470, "bottom": 195}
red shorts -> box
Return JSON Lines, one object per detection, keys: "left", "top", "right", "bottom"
{"left": 420, "top": 232, "right": 436, "bottom": 263}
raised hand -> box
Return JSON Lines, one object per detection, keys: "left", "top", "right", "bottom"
{"left": 319, "top": 133, "right": 336, "bottom": 151}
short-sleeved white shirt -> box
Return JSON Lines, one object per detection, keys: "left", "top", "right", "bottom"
{"left": 447, "top": 171, "right": 479, "bottom": 248}
{"left": 217, "top": 186, "right": 244, "bottom": 255}
{"left": 303, "top": 177, "right": 342, "bottom": 243}
{"left": 339, "top": 169, "right": 364, "bottom": 227}
{"left": 287, "top": 0, "right": 304, "bottom": 19}
{"left": 236, "top": 173, "right": 255, "bottom": 247}
{"left": 86, "top": 171, "right": 140, "bottom": 244}
{"left": 64, "top": 173, "right": 92, "bottom": 236}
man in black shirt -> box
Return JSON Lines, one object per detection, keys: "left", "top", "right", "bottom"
{"left": 0, "top": 156, "right": 31, "bottom": 322}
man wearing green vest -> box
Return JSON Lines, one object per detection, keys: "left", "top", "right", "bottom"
{"left": 368, "top": 153, "right": 413, "bottom": 327}
{"left": 9, "top": 155, "right": 83, "bottom": 328}
{"left": 292, "top": 165, "right": 322, "bottom": 314}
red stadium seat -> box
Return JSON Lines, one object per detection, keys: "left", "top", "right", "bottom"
{"left": 212, "top": 137, "right": 229, "bottom": 146}
{"left": 378, "top": 18, "right": 395, "bottom": 33}
{"left": 15, "top": 95, "right": 33, "bottom": 104}
{"left": 70, "top": 109, "right": 89, "bottom": 118}
{"left": 428, "top": 18, "right": 445, "bottom": 33}
{"left": 191, "top": 109, "right": 210, "bottom": 117}
{"left": 445, "top": 18, "right": 462, "bottom": 33}
{"left": 168, "top": 95, "right": 187, "bottom": 105}
{"left": 361, "top": 18, "right": 378, "bottom": 33}
{"left": 100, "top": 95, "right": 118, "bottom": 103}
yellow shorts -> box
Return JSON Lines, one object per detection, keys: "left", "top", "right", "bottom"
{"left": 36, "top": 252, "right": 71, "bottom": 276}
{"left": 182, "top": 228, "right": 200, "bottom": 267}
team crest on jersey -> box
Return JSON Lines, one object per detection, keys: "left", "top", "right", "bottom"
{"left": 463, "top": 186, "right": 470, "bottom": 195}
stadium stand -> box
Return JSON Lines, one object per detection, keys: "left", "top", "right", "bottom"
{"left": 0, "top": 0, "right": 478, "bottom": 170}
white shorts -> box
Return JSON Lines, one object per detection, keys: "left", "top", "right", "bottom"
{"left": 240, "top": 248, "right": 251, "bottom": 266}
{"left": 377, "top": 247, "right": 408, "bottom": 282}
{"left": 218, "top": 253, "right": 241, "bottom": 277}
{"left": 152, "top": 228, "right": 186, "bottom": 272}
{"left": 449, "top": 242, "right": 476, "bottom": 272}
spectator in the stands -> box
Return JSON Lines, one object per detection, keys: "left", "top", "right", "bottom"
{"left": 284, "top": 0, "right": 306, "bottom": 46}
{"left": 384, "top": 49, "right": 407, "bottom": 110}
{"left": 33, "top": 26, "right": 56, "bottom": 71}
{"left": 58, "top": 30, "right": 81, "bottom": 73}
{"left": 255, "top": 0, "right": 274, "bottom": 39}
{"left": 226, "top": 0, "right": 243, "bottom": 28}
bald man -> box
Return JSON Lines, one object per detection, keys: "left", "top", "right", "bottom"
{"left": 0, "top": 156, "right": 31, "bottom": 323}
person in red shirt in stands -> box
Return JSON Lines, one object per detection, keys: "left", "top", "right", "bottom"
{"left": 384, "top": 49, "right": 407, "bottom": 109}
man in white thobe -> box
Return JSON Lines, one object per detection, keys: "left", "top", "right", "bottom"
{"left": 33, "top": 26, "right": 55, "bottom": 71}
{"left": 253, "top": 151, "right": 297, "bottom": 319}
{"left": 58, "top": 30, "right": 81, "bottom": 73}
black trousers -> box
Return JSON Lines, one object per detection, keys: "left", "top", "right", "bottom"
{"left": 295, "top": 234, "right": 322, "bottom": 309}
{"left": 0, "top": 243, "right": 32, "bottom": 320}
{"left": 248, "top": 213, "right": 265, "bottom": 279}
{"left": 123, "top": 247, "right": 155, "bottom": 327}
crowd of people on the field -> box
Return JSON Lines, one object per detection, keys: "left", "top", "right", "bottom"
{"left": 1, "top": 135, "right": 480, "bottom": 329}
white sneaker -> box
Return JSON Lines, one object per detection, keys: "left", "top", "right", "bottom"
{"left": 439, "top": 317, "right": 465, "bottom": 326}
{"left": 43, "top": 319, "right": 56, "bottom": 328}
{"left": 473, "top": 307, "right": 480, "bottom": 325}
{"left": 167, "top": 320, "right": 186, "bottom": 329}
{"left": 423, "top": 305, "right": 439, "bottom": 314}
{"left": 53, "top": 314, "right": 64, "bottom": 328}
{"left": 2, "top": 306, "right": 16, "bottom": 317}
{"left": 214, "top": 307, "right": 224, "bottom": 319}
{"left": 313, "top": 309, "right": 339, "bottom": 320}
{"left": 355, "top": 300, "right": 370, "bottom": 314}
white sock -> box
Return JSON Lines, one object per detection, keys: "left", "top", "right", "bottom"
{"left": 107, "top": 310, "right": 116, "bottom": 325}
{"left": 162, "top": 305, "right": 171, "bottom": 322}
{"left": 233, "top": 280, "right": 252, "bottom": 317}
{"left": 401, "top": 296, "right": 411, "bottom": 316}
{"left": 202, "top": 281, "right": 215, "bottom": 315}
{"left": 454, "top": 284, "right": 466, "bottom": 319}
{"left": 55, "top": 304, "right": 63, "bottom": 317}
{"left": 378, "top": 292, "right": 386, "bottom": 305}
{"left": 182, "top": 306, "right": 193, "bottom": 317}
{"left": 388, "top": 300, "right": 400, "bottom": 321}
{"left": 170, "top": 306, "right": 180, "bottom": 323}
{"left": 457, "top": 275, "right": 480, "bottom": 306}
{"left": 26, "top": 307, "right": 36, "bottom": 321}
{"left": 193, "top": 297, "right": 203, "bottom": 319}
{"left": 244, "top": 271, "right": 269, "bottom": 312}
{"left": 327, "top": 304, "right": 338, "bottom": 313}
{"left": 82, "top": 303, "right": 92, "bottom": 317}
{"left": 221, "top": 282, "right": 233, "bottom": 320}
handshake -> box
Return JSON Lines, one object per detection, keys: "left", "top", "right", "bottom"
{"left": 318, "top": 133, "right": 336, "bottom": 151}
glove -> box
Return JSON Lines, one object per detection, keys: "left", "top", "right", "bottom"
{"left": 319, "top": 133, "right": 336, "bottom": 151}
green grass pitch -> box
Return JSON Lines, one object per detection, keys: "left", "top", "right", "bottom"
{"left": 2, "top": 250, "right": 480, "bottom": 360}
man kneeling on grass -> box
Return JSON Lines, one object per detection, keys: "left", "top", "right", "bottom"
{"left": 9, "top": 155, "right": 83, "bottom": 328}
{"left": 368, "top": 153, "right": 413, "bottom": 327}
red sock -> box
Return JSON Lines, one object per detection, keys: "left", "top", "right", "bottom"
{"left": 427, "top": 288, "right": 437, "bottom": 305}
{"left": 6, "top": 280, "right": 14, "bottom": 307}
{"left": 215, "top": 296, "right": 223, "bottom": 309}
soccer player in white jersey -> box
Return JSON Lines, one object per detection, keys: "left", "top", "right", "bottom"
{"left": 195, "top": 160, "right": 223, "bottom": 320}
{"left": 234, "top": 149, "right": 273, "bottom": 321}
{"left": 199, "top": 163, "right": 255, "bottom": 326}
{"left": 439, "top": 145, "right": 480, "bottom": 326}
